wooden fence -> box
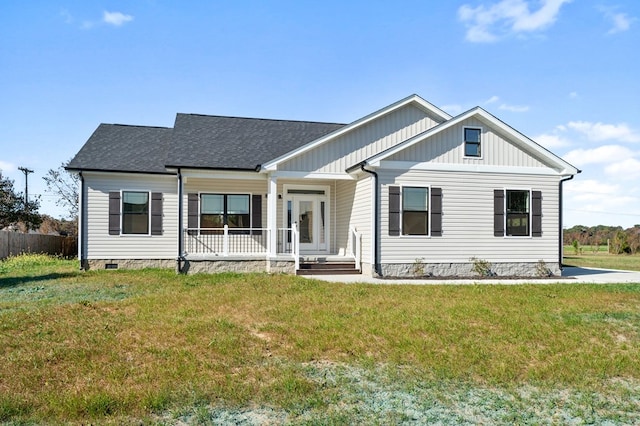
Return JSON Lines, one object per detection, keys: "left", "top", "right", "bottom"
{"left": 0, "top": 232, "right": 77, "bottom": 259}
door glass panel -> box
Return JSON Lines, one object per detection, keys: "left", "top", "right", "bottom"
{"left": 299, "top": 200, "right": 313, "bottom": 244}
{"left": 287, "top": 200, "right": 292, "bottom": 243}
{"left": 320, "top": 201, "right": 325, "bottom": 245}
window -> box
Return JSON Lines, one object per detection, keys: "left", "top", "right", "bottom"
{"left": 402, "top": 187, "right": 429, "bottom": 235}
{"left": 464, "top": 128, "right": 481, "bottom": 157}
{"left": 200, "top": 194, "right": 250, "bottom": 229}
{"left": 506, "top": 190, "right": 529, "bottom": 236}
{"left": 122, "top": 191, "right": 149, "bottom": 234}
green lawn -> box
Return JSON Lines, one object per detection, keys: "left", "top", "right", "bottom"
{"left": 1, "top": 254, "right": 640, "bottom": 424}
{"left": 563, "top": 249, "right": 640, "bottom": 271}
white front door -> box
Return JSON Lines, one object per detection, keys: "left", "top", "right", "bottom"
{"left": 287, "top": 195, "right": 328, "bottom": 253}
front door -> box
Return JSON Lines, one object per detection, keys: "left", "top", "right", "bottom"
{"left": 289, "top": 195, "right": 328, "bottom": 253}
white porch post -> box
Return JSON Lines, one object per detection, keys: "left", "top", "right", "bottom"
{"left": 267, "top": 174, "right": 278, "bottom": 257}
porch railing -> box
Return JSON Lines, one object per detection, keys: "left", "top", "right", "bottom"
{"left": 184, "top": 226, "right": 268, "bottom": 255}
{"left": 184, "top": 225, "right": 299, "bottom": 264}
{"left": 349, "top": 226, "right": 361, "bottom": 271}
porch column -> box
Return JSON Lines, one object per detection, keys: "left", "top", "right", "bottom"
{"left": 267, "top": 174, "right": 278, "bottom": 256}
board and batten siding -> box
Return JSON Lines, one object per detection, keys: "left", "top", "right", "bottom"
{"left": 388, "top": 118, "right": 548, "bottom": 168}
{"left": 279, "top": 105, "right": 442, "bottom": 174}
{"left": 378, "top": 168, "right": 561, "bottom": 264}
{"left": 84, "top": 173, "right": 178, "bottom": 260}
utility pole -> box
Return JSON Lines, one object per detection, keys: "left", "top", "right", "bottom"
{"left": 18, "top": 167, "right": 34, "bottom": 206}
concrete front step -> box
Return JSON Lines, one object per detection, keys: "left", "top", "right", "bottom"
{"left": 296, "top": 260, "right": 361, "bottom": 275}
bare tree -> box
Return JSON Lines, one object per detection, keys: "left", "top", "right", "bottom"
{"left": 43, "top": 161, "right": 79, "bottom": 220}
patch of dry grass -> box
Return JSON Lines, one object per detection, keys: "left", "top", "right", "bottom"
{"left": 1, "top": 255, "right": 640, "bottom": 423}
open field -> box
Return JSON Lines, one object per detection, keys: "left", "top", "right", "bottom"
{"left": 1, "top": 254, "right": 640, "bottom": 424}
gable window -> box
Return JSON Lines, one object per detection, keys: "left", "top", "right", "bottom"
{"left": 402, "top": 187, "right": 429, "bottom": 235}
{"left": 506, "top": 190, "right": 530, "bottom": 236}
{"left": 122, "top": 191, "right": 149, "bottom": 234}
{"left": 464, "top": 127, "right": 481, "bottom": 157}
{"left": 200, "top": 194, "right": 250, "bottom": 229}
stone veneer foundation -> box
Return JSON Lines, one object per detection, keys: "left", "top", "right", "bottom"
{"left": 379, "top": 262, "right": 561, "bottom": 278}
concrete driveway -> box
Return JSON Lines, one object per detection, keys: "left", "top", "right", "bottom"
{"left": 306, "top": 266, "right": 640, "bottom": 285}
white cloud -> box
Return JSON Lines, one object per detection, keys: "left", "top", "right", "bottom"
{"left": 458, "top": 0, "right": 572, "bottom": 43}
{"left": 605, "top": 158, "right": 640, "bottom": 180}
{"left": 103, "top": 11, "right": 134, "bottom": 26}
{"left": 60, "top": 9, "right": 73, "bottom": 24}
{"left": 563, "top": 145, "right": 635, "bottom": 166}
{"left": 498, "top": 103, "right": 529, "bottom": 112}
{"left": 569, "top": 91, "right": 578, "bottom": 99}
{"left": 441, "top": 104, "right": 464, "bottom": 115}
{"left": 0, "top": 160, "right": 17, "bottom": 174}
{"left": 598, "top": 6, "right": 635, "bottom": 34}
{"left": 485, "top": 95, "right": 500, "bottom": 104}
{"left": 567, "top": 121, "right": 640, "bottom": 143}
{"left": 565, "top": 179, "right": 619, "bottom": 199}
{"left": 534, "top": 133, "right": 571, "bottom": 149}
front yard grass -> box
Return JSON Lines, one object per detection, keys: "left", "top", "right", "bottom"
{"left": 1, "top": 254, "right": 640, "bottom": 424}
{"left": 564, "top": 251, "right": 640, "bottom": 271}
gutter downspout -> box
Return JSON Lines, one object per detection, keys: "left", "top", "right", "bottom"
{"left": 559, "top": 173, "right": 578, "bottom": 270}
{"left": 177, "top": 169, "right": 185, "bottom": 273}
{"left": 79, "top": 171, "right": 86, "bottom": 270}
{"left": 360, "top": 163, "right": 381, "bottom": 276}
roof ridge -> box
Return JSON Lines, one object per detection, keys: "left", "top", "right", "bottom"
{"left": 104, "top": 123, "right": 173, "bottom": 130}
{"left": 176, "top": 112, "right": 345, "bottom": 126}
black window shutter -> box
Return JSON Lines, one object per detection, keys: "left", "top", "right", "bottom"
{"left": 151, "top": 192, "right": 163, "bottom": 235}
{"left": 431, "top": 187, "right": 442, "bottom": 237}
{"left": 389, "top": 186, "right": 400, "bottom": 236}
{"left": 494, "top": 190, "right": 505, "bottom": 237}
{"left": 532, "top": 191, "right": 542, "bottom": 237}
{"left": 108, "top": 192, "right": 121, "bottom": 235}
{"left": 187, "top": 193, "right": 199, "bottom": 235}
{"left": 252, "top": 194, "right": 262, "bottom": 236}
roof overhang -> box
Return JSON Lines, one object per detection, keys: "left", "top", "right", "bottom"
{"left": 362, "top": 107, "right": 580, "bottom": 176}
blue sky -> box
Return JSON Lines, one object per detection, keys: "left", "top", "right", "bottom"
{"left": 1, "top": 0, "right": 639, "bottom": 228}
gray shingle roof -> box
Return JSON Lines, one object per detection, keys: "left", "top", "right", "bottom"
{"left": 68, "top": 114, "right": 345, "bottom": 173}
{"left": 165, "top": 114, "right": 345, "bottom": 170}
{"left": 67, "top": 124, "right": 173, "bottom": 174}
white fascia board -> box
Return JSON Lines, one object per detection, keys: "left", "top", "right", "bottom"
{"left": 379, "top": 160, "right": 566, "bottom": 176}
{"left": 260, "top": 94, "right": 452, "bottom": 172}
{"left": 368, "top": 107, "right": 580, "bottom": 175}
{"left": 271, "top": 171, "right": 355, "bottom": 180}
{"left": 181, "top": 169, "right": 265, "bottom": 181}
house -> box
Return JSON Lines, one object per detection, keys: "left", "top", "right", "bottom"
{"left": 67, "top": 94, "right": 580, "bottom": 277}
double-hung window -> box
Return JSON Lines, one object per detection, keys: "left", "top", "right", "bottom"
{"left": 464, "top": 127, "right": 481, "bottom": 157}
{"left": 122, "top": 191, "right": 149, "bottom": 234}
{"left": 200, "top": 194, "right": 250, "bottom": 230}
{"left": 402, "top": 187, "right": 429, "bottom": 235}
{"left": 506, "top": 190, "right": 530, "bottom": 236}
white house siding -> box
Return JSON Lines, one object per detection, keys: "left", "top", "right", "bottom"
{"left": 377, "top": 168, "right": 561, "bottom": 273}
{"left": 388, "top": 118, "right": 548, "bottom": 168}
{"left": 84, "top": 172, "right": 178, "bottom": 261}
{"left": 279, "top": 105, "right": 442, "bottom": 173}
{"left": 351, "top": 176, "right": 372, "bottom": 267}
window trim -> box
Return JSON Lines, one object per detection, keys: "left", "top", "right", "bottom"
{"left": 400, "top": 185, "right": 431, "bottom": 237}
{"left": 504, "top": 188, "right": 532, "bottom": 238}
{"left": 198, "top": 192, "right": 252, "bottom": 230}
{"left": 463, "top": 126, "right": 483, "bottom": 159}
{"left": 120, "top": 190, "right": 151, "bottom": 236}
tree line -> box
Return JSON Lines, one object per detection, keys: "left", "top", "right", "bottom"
{"left": 564, "top": 224, "right": 640, "bottom": 255}
{"left": 1, "top": 162, "right": 78, "bottom": 236}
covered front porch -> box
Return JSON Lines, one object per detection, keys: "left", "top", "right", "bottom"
{"left": 178, "top": 171, "right": 366, "bottom": 274}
